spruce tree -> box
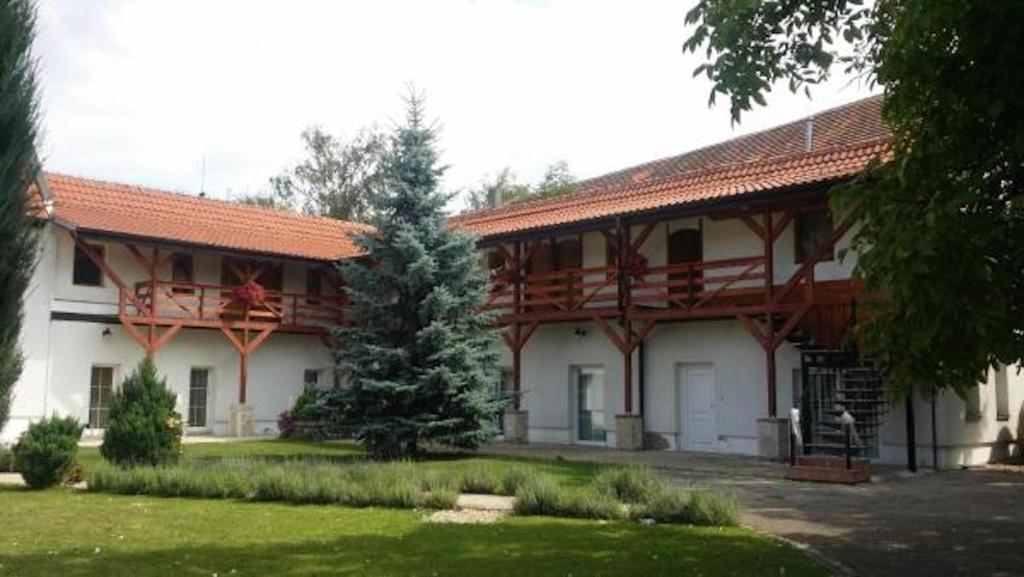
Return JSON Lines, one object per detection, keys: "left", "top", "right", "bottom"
{"left": 0, "top": 0, "right": 41, "bottom": 428}
{"left": 334, "top": 94, "right": 504, "bottom": 459}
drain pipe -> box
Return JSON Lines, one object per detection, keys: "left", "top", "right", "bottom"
{"left": 638, "top": 338, "right": 647, "bottom": 436}
{"left": 931, "top": 395, "right": 939, "bottom": 470}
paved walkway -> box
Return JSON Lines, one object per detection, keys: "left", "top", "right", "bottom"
{"left": 480, "top": 443, "right": 1024, "bottom": 577}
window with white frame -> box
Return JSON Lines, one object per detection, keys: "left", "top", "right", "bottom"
{"left": 88, "top": 366, "right": 114, "bottom": 428}
{"left": 303, "top": 369, "right": 322, "bottom": 388}
{"left": 188, "top": 368, "right": 210, "bottom": 428}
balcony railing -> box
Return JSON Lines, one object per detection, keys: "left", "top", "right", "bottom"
{"left": 483, "top": 254, "right": 858, "bottom": 347}
{"left": 119, "top": 280, "right": 345, "bottom": 329}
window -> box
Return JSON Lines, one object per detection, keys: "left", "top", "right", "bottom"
{"left": 996, "top": 365, "right": 1010, "bottom": 421}
{"left": 486, "top": 250, "right": 505, "bottom": 273}
{"left": 88, "top": 366, "right": 114, "bottom": 428}
{"left": 554, "top": 238, "right": 581, "bottom": 271}
{"left": 573, "top": 366, "right": 607, "bottom": 443}
{"left": 188, "top": 368, "right": 210, "bottom": 428}
{"left": 795, "top": 209, "right": 835, "bottom": 264}
{"left": 171, "top": 253, "right": 194, "bottom": 294}
{"left": 303, "top": 369, "right": 321, "bottom": 387}
{"left": 668, "top": 228, "right": 702, "bottom": 302}
{"left": 965, "top": 384, "right": 983, "bottom": 422}
{"left": 73, "top": 243, "right": 104, "bottom": 287}
{"left": 305, "top": 269, "right": 322, "bottom": 305}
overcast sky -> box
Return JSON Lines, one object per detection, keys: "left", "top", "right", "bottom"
{"left": 33, "top": 0, "right": 877, "bottom": 210}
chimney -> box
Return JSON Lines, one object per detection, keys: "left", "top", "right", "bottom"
{"left": 488, "top": 185, "right": 503, "bottom": 208}
{"left": 804, "top": 116, "right": 815, "bottom": 153}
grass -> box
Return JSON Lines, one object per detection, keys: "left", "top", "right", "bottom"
{"left": 80, "top": 442, "right": 738, "bottom": 526}
{"left": 0, "top": 486, "right": 829, "bottom": 577}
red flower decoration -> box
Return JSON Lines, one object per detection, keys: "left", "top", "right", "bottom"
{"left": 233, "top": 280, "right": 266, "bottom": 305}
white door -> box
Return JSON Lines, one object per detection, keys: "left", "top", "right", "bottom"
{"left": 678, "top": 364, "right": 716, "bottom": 451}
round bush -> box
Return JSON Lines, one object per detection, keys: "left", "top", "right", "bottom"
{"left": 14, "top": 415, "right": 83, "bottom": 489}
{"left": 100, "top": 358, "right": 182, "bottom": 467}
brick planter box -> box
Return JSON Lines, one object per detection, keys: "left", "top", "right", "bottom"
{"left": 787, "top": 455, "right": 871, "bottom": 484}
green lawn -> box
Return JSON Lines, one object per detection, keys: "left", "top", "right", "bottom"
{"left": 0, "top": 441, "right": 828, "bottom": 576}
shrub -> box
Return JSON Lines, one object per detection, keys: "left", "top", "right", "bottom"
{"left": 277, "top": 411, "right": 295, "bottom": 438}
{"left": 514, "top": 475, "right": 562, "bottom": 516}
{"left": 684, "top": 489, "right": 740, "bottom": 527}
{"left": 0, "top": 444, "right": 15, "bottom": 472}
{"left": 555, "top": 489, "right": 624, "bottom": 520}
{"left": 631, "top": 487, "right": 740, "bottom": 527}
{"left": 101, "top": 358, "right": 182, "bottom": 467}
{"left": 458, "top": 465, "right": 503, "bottom": 494}
{"left": 501, "top": 466, "right": 541, "bottom": 495}
{"left": 592, "top": 465, "right": 662, "bottom": 504}
{"left": 514, "top": 475, "right": 623, "bottom": 520}
{"left": 13, "top": 416, "right": 83, "bottom": 489}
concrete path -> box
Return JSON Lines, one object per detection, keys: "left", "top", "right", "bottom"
{"left": 479, "top": 443, "right": 1024, "bottom": 577}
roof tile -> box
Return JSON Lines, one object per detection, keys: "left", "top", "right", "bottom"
{"left": 45, "top": 173, "right": 370, "bottom": 261}
{"left": 450, "top": 95, "right": 889, "bottom": 237}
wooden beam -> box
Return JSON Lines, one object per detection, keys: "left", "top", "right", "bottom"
{"left": 740, "top": 214, "right": 766, "bottom": 240}
{"left": 149, "top": 324, "right": 183, "bottom": 355}
{"left": 71, "top": 234, "right": 150, "bottom": 315}
{"left": 737, "top": 314, "right": 770, "bottom": 350}
{"left": 630, "top": 221, "right": 657, "bottom": 253}
{"left": 219, "top": 326, "right": 245, "bottom": 354}
{"left": 771, "top": 210, "right": 795, "bottom": 243}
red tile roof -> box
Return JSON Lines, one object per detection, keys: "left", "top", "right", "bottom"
{"left": 450, "top": 95, "right": 890, "bottom": 238}
{"left": 44, "top": 173, "right": 371, "bottom": 261}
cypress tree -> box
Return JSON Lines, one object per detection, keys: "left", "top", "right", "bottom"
{"left": 334, "top": 93, "right": 504, "bottom": 459}
{"left": 0, "top": 0, "right": 41, "bottom": 427}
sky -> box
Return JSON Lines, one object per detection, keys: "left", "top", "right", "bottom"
{"left": 32, "top": 0, "right": 877, "bottom": 211}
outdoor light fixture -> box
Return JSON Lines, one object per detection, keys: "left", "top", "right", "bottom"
{"left": 101, "top": 327, "right": 112, "bottom": 338}
{"left": 573, "top": 327, "right": 587, "bottom": 339}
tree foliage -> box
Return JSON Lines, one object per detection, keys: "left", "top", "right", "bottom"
{"left": 269, "top": 126, "right": 387, "bottom": 223}
{"left": 333, "top": 93, "right": 504, "bottom": 459}
{"left": 14, "top": 415, "right": 82, "bottom": 489}
{"left": 464, "top": 160, "right": 576, "bottom": 211}
{"left": 0, "top": 0, "right": 41, "bottom": 427}
{"left": 234, "top": 192, "right": 283, "bottom": 209}
{"left": 100, "top": 359, "right": 182, "bottom": 467}
{"left": 684, "top": 0, "right": 1024, "bottom": 398}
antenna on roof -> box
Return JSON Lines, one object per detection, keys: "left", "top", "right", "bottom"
{"left": 804, "top": 115, "right": 815, "bottom": 153}
{"left": 199, "top": 155, "right": 207, "bottom": 198}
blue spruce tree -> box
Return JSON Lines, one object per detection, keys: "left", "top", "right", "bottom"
{"left": 334, "top": 93, "right": 505, "bottom": 459}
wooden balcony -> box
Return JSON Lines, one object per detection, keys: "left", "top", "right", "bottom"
{"left": 484, "top": 255, "right": 858, "bottom": 349}
{"left": 118, "top": 280, "right": 345, "bottom": 334}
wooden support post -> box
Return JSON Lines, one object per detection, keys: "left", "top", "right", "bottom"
{"left": 623, "top": 323, "right": 633, "bottom": 415}
{"left": 512, "top": 241, "right": 522, "bottom": 409}
{"left": 616, "top": 218, "right": 634, "bottom": 415}
{"left": 240, "top": 327, "right": 249, "bottom": 404}
{"left": 764, "top": 211, "right": 777, "bottom": 417}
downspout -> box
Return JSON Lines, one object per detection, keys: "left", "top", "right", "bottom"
{"left": 638, "top": 337, "right": 646, "bottom": 436}
{"left": 931, "top": 395, "right": 939, "bottom": 470}
{"left": 905, "top": 388, "right": 917, "bottom": 472}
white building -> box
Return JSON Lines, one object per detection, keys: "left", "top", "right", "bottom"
{"left": 5, "top": 95, "right": 1021, "bottom": 469}
{"left": 4, "top": 173, "right": 366, "bottom": 441}
{"left": 450, "top": 96, "right": 1023, "bottom": 469}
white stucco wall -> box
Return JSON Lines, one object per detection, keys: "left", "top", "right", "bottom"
{"left": 0, "top": 225, "right": 335, "bottom": 443}
{"left": 492, "top": 212, "right": 1020, "bottom": 467}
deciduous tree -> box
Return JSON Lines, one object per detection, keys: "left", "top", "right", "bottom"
{"left": 684, "top": 0, "right": 1024, "bottom": 398}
